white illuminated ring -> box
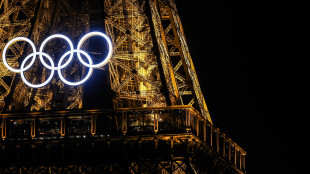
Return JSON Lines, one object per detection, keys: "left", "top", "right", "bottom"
{"left": 20, "top": 52, "right": 55, "bottom": 88}
{"left": 58, "top": 50, "right": 93, "bottom": 86}
{"left": 77, "top": 32, "right": 113, "bottom": 68}
{"left": 2, "top": 31, "right": 113, "bottom": 88}
{"left": 2, "top": 37, "right": 36, "bottom": 73}
{"left": 39, "top": 34, "right": 74, "bottom": 70}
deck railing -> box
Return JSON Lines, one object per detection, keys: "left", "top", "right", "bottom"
{"left": 0, "top": 105, "right": 246, "bottom": 171}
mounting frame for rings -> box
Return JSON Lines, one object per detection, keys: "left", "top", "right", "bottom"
{"left": 2, "top": 31, "right": 113, "bottom": 88}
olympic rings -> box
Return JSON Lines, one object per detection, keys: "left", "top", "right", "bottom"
{"left": 2, "top": 32, "right": 113, "bottom": 88}
{"left": 58, "top": 50, "right": 93, "bottom": 86}
{"left": 77, "top": 32, "right": 113, "bottom": 68}
{"left": 39, "top": 34, "right": 74, "bottom": 70}
{"left": 2, "top": 37, "right": 37, "bottom": 73}
{"left": 21, "top": 52, "right": 55, "bottom": 88}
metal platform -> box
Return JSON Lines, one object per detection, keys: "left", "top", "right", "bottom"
{"left": 1, "top": 106, "right": 245, "bottom": 173}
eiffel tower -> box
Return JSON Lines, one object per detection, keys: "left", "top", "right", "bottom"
{"left": 0, "top": 0, "right": 246, "bottom": 173}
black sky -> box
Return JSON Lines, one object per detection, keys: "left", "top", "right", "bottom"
{"left": 175, "top": 0, "right": 290, "bottom": 173}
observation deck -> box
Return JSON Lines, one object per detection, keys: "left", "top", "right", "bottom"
{"left": 0, "top": 106, "right": 246, "bottom": 173}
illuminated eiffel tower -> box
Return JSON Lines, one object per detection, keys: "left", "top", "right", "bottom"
{"left": 0, "top": 0, "right": 246, "bottom": 173}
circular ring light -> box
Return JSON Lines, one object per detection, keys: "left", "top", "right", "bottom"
{"left": 77, "top": 31, "right": 113, "bottom": 68}
{"left": 2, "top": 37, "right": 36, "bottom": 73}
{"left": 58, "top": 50, "right": 93, "bottom": 86}
{"left": 39, "top": 34, "right": 74, "bottom": 70}
{"left": 20, "top": 52, "right": 55, "bottom": 88}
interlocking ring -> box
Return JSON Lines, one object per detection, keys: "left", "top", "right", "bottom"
{"left": 2, "top": 32, "right": 113, "bottom": 88}
{"left": 58, "top": 50, "right": 93, "bottom": 86}
{"left": 21, "top": 52, "right": 55, "bottom": 88}
{"left": 2, "top": 37, "right": 37, "bottom": 73}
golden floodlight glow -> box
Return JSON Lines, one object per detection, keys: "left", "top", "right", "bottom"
{"left": 2, "top": 32, "right": 113, "bottom": 88}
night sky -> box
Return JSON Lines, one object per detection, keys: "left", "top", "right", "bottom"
{"left": 175, "top": 0, "right": 290, "bottom": 173}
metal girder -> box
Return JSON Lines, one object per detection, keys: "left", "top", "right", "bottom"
{"left": 106, "top": 0, "right": 166, "bottom": 108}
{"left": 147, "top": 0, "right": 181, "bottom": 105}
{"left": 0, "top": 0, "right": 40, "bottom": 110}
{"left": 150, "top": 0, "right": 212, "bottom": 123}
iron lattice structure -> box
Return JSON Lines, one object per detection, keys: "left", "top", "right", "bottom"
{"left": 105, "top": 0, "right": 211, "bottom": 123}
{"left": 0, "top": 0, "right": 93, "bottom": 111}
{"left": 0, "top": 0, "right": 211, "bottom": 123}
{"left": 0, "top": 0, "right": 246, "bottom": 173}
